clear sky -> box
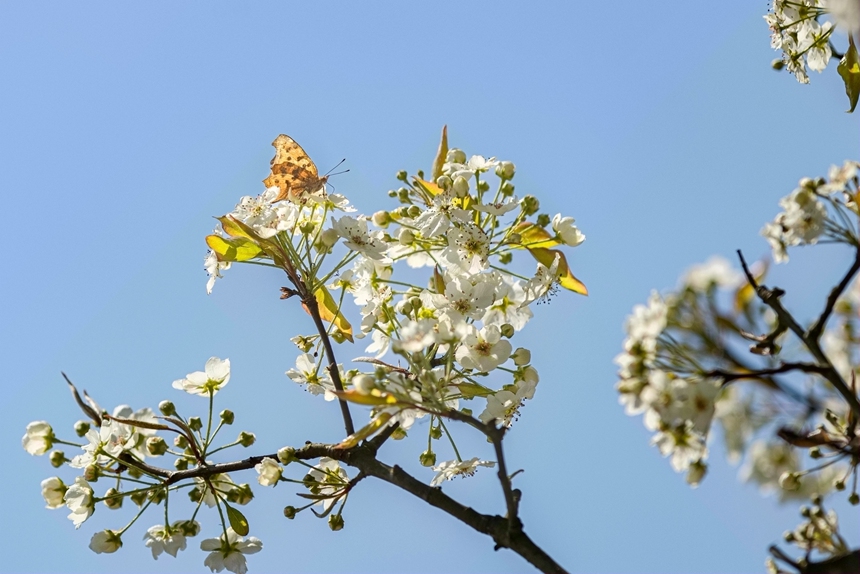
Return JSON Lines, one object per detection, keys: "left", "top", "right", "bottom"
{"left": 2, "top": 2, "right": 858, "bottom": 573}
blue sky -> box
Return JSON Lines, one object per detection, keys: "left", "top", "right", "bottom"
{"left": 2, "top": 2, "right": 858, "bottom": 572}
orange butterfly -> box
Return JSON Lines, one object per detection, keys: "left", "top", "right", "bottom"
{"left": 264, "top": 134, "right": 329, "bottom": 203}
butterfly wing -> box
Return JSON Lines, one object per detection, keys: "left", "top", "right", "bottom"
{"left": 264, "top": 134, "right": 324, "bottom": 202}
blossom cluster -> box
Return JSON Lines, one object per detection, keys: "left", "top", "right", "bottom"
{"left": 765, "top": 0, "right": 832, "bottom": 84}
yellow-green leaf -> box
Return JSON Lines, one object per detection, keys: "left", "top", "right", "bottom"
{"left": 513, "top": 222, "right": 560, "bottom": 249}
{"left": 337, "top": 412, "right": 393, "bottom": 449}
{"left": 205, "top": 235, "right": 264, "bottom": 262}
{"left": 432, "top": 266, "right": 446, "bottom": 294}
{"left": 528, "top": 247, "right": 588, "bottom": 295}
{"left": 225, "top": 503, "right": 249, "bottom": 536}
{"left": 217, "top": 216, "right": 288, "bottom": 267}
{"left": 307, "top": 286, "right": 353, "bottom": 343}
{"left": 330, "top": 389, "right": 398, "bottom": 406}
{"left": 456, "top": 382, "right": 494, "bottom": 398}
{"left": 431, "top": 125, "right": 448, "bottom": 181}
{"left": 414, "top": 177, "right": 444, "bottom": 197}
{"left": 838, "top": 44, "right": 860, "bottom": 113}
{"left": 735, "top": 259, "right": 768, "bottom": 311}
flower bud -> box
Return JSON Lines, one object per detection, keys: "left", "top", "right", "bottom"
{"left": 407, "top": 205, "right": 421, "bottom": 219}
{"left": 500, "top": 181, "right": 515, "bottom": 196}
{"left": 331, "top": 331, "right": 347, "bottom": 344}
{"left": 177, "top": 520, "right": 201, "bottom": 537}
{"left": 300, "top": 221, "right": 316, "bottom": 235}
{"left": 536, "top": 213, "right": 550, "bottom": 227}
{"left": 498, "top": 252, "right": 512, "bottom": 264}
{"left": 230, "top": 483, "right": 254, "bottom": 505}
{"left": 850, "top": 492, "right": 860, "bottom": 505}
{"left": 220, "top": 410, "right": 235, "bottom": 425}
{"left": 779, "top": 472, "right": 801, "bottom": 491}
{"left": 277, "top": 446, "right": 297, "bottom": 465}
{"left": 89, "top": 530, "right": 122, "bottom": 554}
{"left": 685, "top": 460, "right": 707, "bottom": 488}
{"left": 372, "top": 210, "right": 391, "bottom": 228}
{"left": 283, "top": 505, "right": 297, "bottom": 519}
{"left": 158, "top": 401, "right": 176, "bottom": 416}
{"left": 512, "top": 348, "right": 531, "bottom": 366}
{"left": 84, "top": 465, "right": 99, "bottom": 482}
{"left": 352, "top": 374, "right": 376, "bottom": 394}
{"left": 103, "top": 487, "right": 123, "bottom": 510}
{"left": 446, "top": 149, "right": 466, "bottom": 164}
{"left": 476, "top": 180, "right": 490, "bottom": 193}
{"left": 319, "top": 227, "right": 339, "bottom": 248}
{"left": 834, "top": 479, "right": 846, "bottom": 491}
{"left": 74, "top": 420, "right": 91, "bottom": 437}
{"left": 174, "top": 457, "right": 189, "bottom": 470}
{"left": 387, "top": 189, "right": 397, "bottom": 197}
{"left": 188, "top": 417, "right": 203, "bottom": 432}
{"left": 397, "top": 187, "right": 410, "bottom": 203}
{"left": 436, "top": 175, "right": 452, "bottom": 190}
{"left": 500, "top": 324, "right": 515, "bottom": 338}
{"left": 174, "top": 435, "right": 188, "bottom": 449}
{"left": 328, "top": 514, "right": 344, "bottom": 531}
{"left": 452, "top": 176, "right": 470, "bottom": 197}
{"left": 771, "top": 58, "right": 785, "bottom": 70}
{"left": 147, "top": 487, "right": 166, "bottom": 505}
{"left": 40, "top": 477, "right": 67, "bottom": 509}
{"left": 398, "top": 228, "right": 415, "bottom": 245}
{"left": 390, "top": 427, "right": 407, "bottom": 440}
{"left": 396, "top": 170, "right": 408, "bottom": 182}
{"left": 799, "top": 505, "right": 811, "bottom": 518}
{"left": 239, "top": 431, "right": 256, "bottom": 447}
{"left": 146, "top": 436, "right": 167, "bottom": 456}
{"left": 49, "top": 450, "right": 66, "bottom": 468}
{"left": 460, "top": 408, "right": 473, "bottom": 417}
{"left": 131, "top": 490, "right": 148, "bottom": 506}
{"left": 127, "top": 465, "right": 143, "bottom": 479}
{"left": 419, "top": 450, "right": 436, "bottom": 467}
{"left": 429, "top": 425, "right": 442, "bottom": 440}
{"left": 495, "top": 161, "right": 515, "bottom": 180}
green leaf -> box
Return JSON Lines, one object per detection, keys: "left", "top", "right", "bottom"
{"left": 456, "top": 382, "right": 494, "bottom": 398}
{"left": 838, "top": 44, "right": 860, "bottom": 113}
{"left": 216, "top": 216, "right": 288, "bottom": 267}
{"left": 225, "top": 503, "right": 250, "bottom": 536}
{"left": 330, "top": 389, "right": 398, "bottom": 406}
{"left": 431, "top": 125, "right": 448, "bottom": 181}
{"left": 512, "top": 222, "right": 560, "bottom": 249}
{"left": 337, "top": 412, "right": 393, "bottom": 448}
{"left": 304, "top": 286, "right": 353, "bottom": 343}
{"left": 205, "top": 235, "right": 264, "bottom": 262}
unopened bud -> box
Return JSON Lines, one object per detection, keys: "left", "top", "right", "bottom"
{"left": 283, "top": 505, "right": 297, "bottom": 519}
{"left": 277, "top": 446, "right": 297, "bottom": 465}
{"left": 436, "top": 175, "right": 453, "bottom": 190}
{"left": 495, "top": 161, "right": 516, "bottom": 180}
{"left": 398, "top": 228, "right": 415, "bottom": 245}
{"left": 390, "top": 427, "right": 408, "bottom": 440}
{"left": 352, "top": 374, "right": 376, "bottom": 394}
{"left": 328, "top": 514, "right": 344, "bottom": 531}
{"left": 498, "top": 252, "right": 512, "bottom": 264}
{"left": 452, "top": 176, "right": 470, "bottom": 197}
{"left": 158, "top": 401, "right": 176, "bottom": 416}
{"left": 396, "top": 170, "right": 408, "bottom": 182}
{"left": 476, "top": 180, "right": 490, "bottom": 193}
{"left": 686, "top": 460, "right": 707, "bottom": 487}
{"left": 146, "top": 436, "right": 167, "bottom": 456}
{"left": 446, "top": 149, "right": 466, "bottom": 164}
{"left": 49, "top": 450, "right": 65, "bottom": 468}
{"left": 174, "top": 435, "right": 188, "bottom": 449}
{"left": 331, "top": 331, "right": 347, "bottom": 344}
{"left": 239, "top": 431, "right": 256, "bottom": 447}
{"left": 177, "top": 520, "right": 200, "bottom": 537}
{"left": 84, "top": 465, "right": 99, "bottom": 482}
{"left": 74, "top": 420, "right": 91, "bottom": 437}
{"left": 230, "top": 483, "right": 254, "bottom": 505}
{"left": 779, "top": 472, "right": 801, "bottom": 491}
{"left": 147, "top": 488, "right": 166, "bottom": 505}
{"left": 535, "top": 213, "right": 550, "bottom": 227}
{"left": 103, "top": 487, "right": 123, "bottom": 509}
{"left": 835, "top": 479, "right": 846, "bottom": 491}
{"left": 419, "top": 450, "right": 436, "bottom": 467}
{"left": 220, "top": 410, "right": 235, "bottom": 425}
{"left": 317, "top": 228, "right": 338, "bottom": 249}
{"left": 174, "top": 458, "right": 189, "bottom": 470}
{"left": 772, "top": 58, "right": 785, "bottom": 70}
{"left": 188, "top": 417, "right": 202, "bottom": 432}
{"left": 850, "top": 492, "right": 860, "bottom": 505}
{"left": 372, "top": 211, "right": 391, "bottom": 228}
{"left": 500, "top": 181, "right": 515, "bottom": 196}
{"left": 127, "top": 465, "right": 143, "bottom": 479}
{"left": 131, "top": 490, "right": 148, "bottom": 507}
{"left": 407, "top": 205, "right": 421, "bottom": 219}
{"left": 500, "top": 324, "right": 515, "bottom": 338}
{"left": 800, "top": 505, "right": 811, "bottom": 517}
{"left": 430, "top": 425, "right": 442, "bottom": 440}
{"left": 512, "top": 348, "right": 531, "bottom": 366}
{"left": 461, "top": 408, "right": 473, "bottom": 417}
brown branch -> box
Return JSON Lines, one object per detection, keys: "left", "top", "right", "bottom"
{"left": 736, "top": 250, "right": 860, "bottom": 419}
{"left": 707, "top": 362, "right": 830, "bottom": 383}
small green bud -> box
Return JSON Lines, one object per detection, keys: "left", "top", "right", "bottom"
{"left": 174, "top": 435, "right": 188, "bottom": 449}
{"left": 147, "top": 487, "right": 166, "bottom": 505}
{"left": 849, "top": 492, "right": 860, "bottom": 505}
{"left": 230, "top": 483, "right": 254, "bottom": 505}
{"left": 319, "top": 228, "right": 339, "bottom": 248}
{"left": 174, "top": 458, "right": 189, "bottom": 470}
{"left": 239, "top": 431, "right": 256, "bottom": 447}
{"left": 352, "top": 374, "right": 376, "bottom": 395}
{"left": 500, "top": 324, "right": 515, "bottom": 338}
{"left": 461, "top": 408, "right": 473, "bottom": 417}
{"left": 771, "top": 58, "right": 785, "bottom": 71}
{"left": 495, "top": 161, "right": 515, "bottom": 180}
{"left": 512, "top": 347, "right": 531, "bottom": 365}
{"left": 74, "top": 420, "right": 91, "bottom": 437}
{"left": 396, "top": 170, "right": 408, "bottom": 182}
{"left": 277, "top": 446, "right": 297, "bottom": 465}
{"left": 372, "top": 210, "right": 391, "bottom": 227}
{"left": 300, "top": 221, "right": 316, "bottom": 235}
{"left": 188, "top": 417, "right": 203, "bottom": 432}
{"left": 446, "top": 149, "right": 466, "bottom": 164}
{"left": 508, "top": 232, "right": 522, "bottom": 245}
{"left": 220, "top": 410, "right": 235, "bottom": 425}
{"left": 811, "top": 493, "right": 823, "bottom": 505}
{"left": 408, "top": 296, "right": 422, "bottom": 310}
{"left": 452, "top": 176, "right": 470, "bottom": 197}
{"left": 49, "top": 450, "right": 65, "bottom": 468}
{"left": 398, "top": 228, "right": 415, "bottom": 245}
{"left": 521, "top": 196, "right": 540, "bottom": 216}
{"left": 476, "top": 180, "right": 490, "bottom": 193}
{"left": 835, "top": 479, "right": 846, "bottom": 491}
{"left": 131, "top": 490, "right": 148, "bottom": 507}
{"left": 187, "top": 487, "right": 202, "bottom": 504}
{"left": 283, "top": 505, "right": 297, "bottom": 519}
{"left": 783, "top": 530, "right": 795, "bottom": 542}
{"left": 500, "top": 181, "right": 515, "bottom": 196}
{"left": 429, "top": 425, "right": 442, "bottom": 440}
{"left": 103, "top": 487, "right": 123, "bottom": 510}
{"left": 436, "top": 175, "right": 452, "bottom": 190}
{"left": 158, "top": 400, "right": 176, "bottom": 416}
{"left": 498, "top": 252, "right": 512, "bottom": 265}
{"left": 127, "top": 465, "right": 143, "bottom": 479}
{"left": 177, "top": 520, "right": 201, "bottom": 537}
{"left": 84, "top": 465, "right": 99, "bottom": 482}
{"left": 328, "top": 514, "right": 344, "bottom": 531}
{"left": 419, "top": 450, "right": 436, "bottom": 467}
{"left": 399, "top": 300, "right": 414, "bottom": 316}
{"left": 407, "top": 205, "right": 421, "bottom": 219}
{"left": 809, "top": 447, "right": 822, "bottom": 459}
{"left": 331, "top": 331, "right": 347, "bottom": 344}
{"left": 387, "top": 189, "right": 397, "bottom": 197}
{"left": 146, "top": 436, "right": 168, "bottom": 456}
{"left": 390, "top": 427, "right": 408, "bottom": 440}
{"left": 799, "top": 505, "right": 811, "bottom": 517}
{"left": 535, "top": 213, "right": 551, "bottom": 227}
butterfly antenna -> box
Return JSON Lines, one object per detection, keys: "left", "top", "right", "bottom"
{"left": 324, "top": 158, "right": 347, "bottom": 177}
